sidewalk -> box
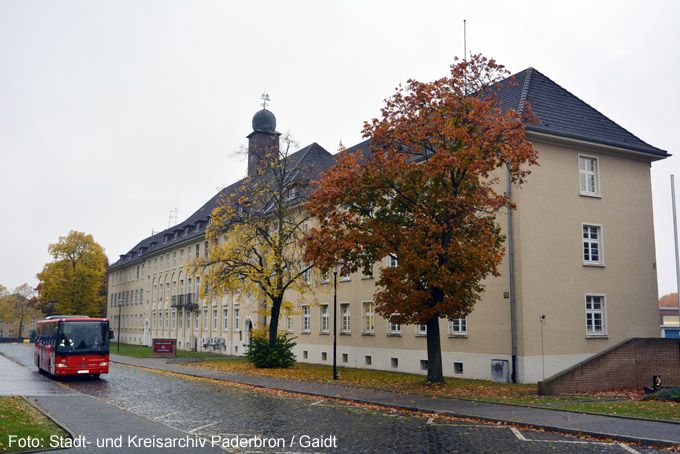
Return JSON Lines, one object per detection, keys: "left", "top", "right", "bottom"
{"left": 111, "top": 354, "right": 680, "bottom": 447}
{"left": 0, "top": 353, "right": 222, "bottom": 454}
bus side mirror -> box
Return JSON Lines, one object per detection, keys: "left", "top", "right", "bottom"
{"left": 109, "top": 329, "right": 114, "bottom": 340}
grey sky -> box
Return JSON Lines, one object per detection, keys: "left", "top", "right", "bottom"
{"left": 1, "top": 0, "right": 678, "bottom": 296}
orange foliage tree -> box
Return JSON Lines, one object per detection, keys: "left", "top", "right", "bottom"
{"left": 305, "top": 55, "right": 537, "bottom": 383}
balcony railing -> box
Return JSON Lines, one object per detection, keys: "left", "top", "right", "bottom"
{"left": 170, "top": 293, "right": 199, "bottom": 312}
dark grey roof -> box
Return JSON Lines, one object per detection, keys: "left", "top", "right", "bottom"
{"left": 110, "top": 68, "right": 667, "bottom": 270}
{"left": 495, "top": 67, "right": 668, "bottom": 157}
{"left": 109, "top": 142, "right": 334, "bottom": 270}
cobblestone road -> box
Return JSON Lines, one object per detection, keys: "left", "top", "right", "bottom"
{"left": 0, "top": 344, "right": 661, "bottom": 453}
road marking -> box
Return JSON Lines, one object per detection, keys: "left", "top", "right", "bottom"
{"left": 510, "top": 427, "right": 527, "bottom": 441}
{"left": 617, "top": 443, "right": 641, "bottom": 454}
{"left": 426, "top": 417, "right": 436, "bottom": 425}
{"left": 155, "top": 411, "right": 178, "bottom": 420}
{"left": 309, "top": 399, "right": 326, "bottom": 406}
{"left": 189, "top": 421, "right": 218, "bottom": 433}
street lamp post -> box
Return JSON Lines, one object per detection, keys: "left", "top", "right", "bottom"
{"left": 333, "top": 266, "right": 339, "bottom": 380}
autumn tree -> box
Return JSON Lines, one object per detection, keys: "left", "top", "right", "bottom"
{"left": 305, "top": 55, "right": 537, "bottom": 383}
{"left": 37, "top": 231, "right": 108, "bottom": 317}
{"left": 196, "top": 135, "right": 317, "bottom": 363}
{"left": 0, "top": 284, "right": 43, "bottom": 338}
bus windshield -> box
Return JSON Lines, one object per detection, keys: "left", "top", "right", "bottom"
{"left": 56, "top": 322, "right": 109, "bottom": 354}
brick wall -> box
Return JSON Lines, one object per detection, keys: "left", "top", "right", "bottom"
{"left": 538, "top": 338, "right": 680, "bottom": 395}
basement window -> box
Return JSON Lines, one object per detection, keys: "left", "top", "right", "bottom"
{"left": 391, "top": 358, "right": 399, "bottom": 368}
{"left": 454, "top": 362, "right": 464, "bottom": 374}
{"left": 420, "top": 360, "right": 428, "bottom": 371}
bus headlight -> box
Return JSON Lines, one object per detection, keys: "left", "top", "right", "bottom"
{"left": 99, "top": 362, "right": 108, "bottom": 367}
{"left": 56, "top": 363, "right": 68, "bottom": 368}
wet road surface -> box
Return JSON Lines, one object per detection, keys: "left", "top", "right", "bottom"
{"left": 0, "top": 343, "right": 662, "bottom": 453}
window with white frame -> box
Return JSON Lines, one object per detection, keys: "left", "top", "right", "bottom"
{"left": 361, "top": 264, "right": 374, "bottom": 279}
{"left": 234, "top": 308, "right": 240, "bottom": 331}
{"left": 222, "top": 308, "right": 228, "bottom": 330}
{"left": 339, "top": 270, "right": 351, "bottom": 282}
{"left": 203, "top": 308, "right": 208, "bottom": 330}
{"left": 320, "top": 305, "right": 329, "bottom": 333}
{"left": 585, "top": 295, "right": 606, "bottom": 335}
{"left": 388, "top": 315, "right": 401, "bottom": 335}
{"left": 448, "top": 317, "right": 467, "bottom": 335}
{"left": 319, "top": 271, "right": 329, "bottom": 284}
{"left": 340, "top": 303, "right": 350, "bottom": 333}
{"left": 579, "top": 156, "right": 599, "bottom": 196}
{"left": 362, "top": 302, "right": 374, "bottom": 333}
{"left": 582, "top": 224, "right": 603, "bottom": 265}
{"left": 302, "top": 267, "right": 312, "bottom": 284}
{"left": 416, "top": 324, "right": 427, "bottom": 336}
{"left": 213, "top": 308, "right": 218, "bottom": 330}
{"left": 302, "top": 306, "right": 311, "bottom": 332}
{"left": 285, "top": 314, "right": 293, "bottom": 332}
{"left": 389, "top": 254, "right": 398, "bottom": 268}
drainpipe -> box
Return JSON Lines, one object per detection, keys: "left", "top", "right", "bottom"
{"left": 506, "top": 164, "right": 518, "bottom": 383}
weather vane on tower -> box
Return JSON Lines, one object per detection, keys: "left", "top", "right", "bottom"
{"left": 260, "top": 92, "right": 270, "bottom": 109}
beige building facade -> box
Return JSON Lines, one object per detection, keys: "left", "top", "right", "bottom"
{"left": 107, "top": 68, "right": 668, "bottom": 383}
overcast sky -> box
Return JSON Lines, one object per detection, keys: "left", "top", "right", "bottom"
{"left": 1, "top": 0, "right": 678, "bottom": 297}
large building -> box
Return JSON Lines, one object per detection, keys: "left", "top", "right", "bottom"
{"left": 107, "top": 68, "right": 668, "bottom": 383}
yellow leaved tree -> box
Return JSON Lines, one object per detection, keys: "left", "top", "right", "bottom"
{"left": 195, "top": 136, "right": 316, "bottom": 356}
{"left": 37, "top": 231, "right": 108, "bottom": 317}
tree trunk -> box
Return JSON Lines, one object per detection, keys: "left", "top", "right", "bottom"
{"left": 268, "top": 296, "right": 282, "bottom": 348}
{"left": 425, "top": 315, "right": 444, "bottom": 383}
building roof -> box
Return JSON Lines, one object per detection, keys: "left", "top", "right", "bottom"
{"left": 109, "top": 68, "right": 668, "bottom": 270}
{"left": 495, "top": 68, "right": 668, "bottom": 157}
{"left": 109, "top": 142, "right": 333, "bottom": 270}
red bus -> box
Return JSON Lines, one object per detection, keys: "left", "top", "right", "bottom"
{"left": 34, "top": 316, "right": 113, "bottom": 378}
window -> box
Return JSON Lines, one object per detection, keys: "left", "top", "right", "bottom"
{"left": 303, "top": 350, "right": 308, "bottom": 359}
{"left": 213, "top": 309, "right": 218, "bottom": 330}
{"left": 585, "top": 295, "right": 606, "bottom": 336}
{"left": 178, "top": 310, "right": 183, "bottom": 328}
{"left": 223, "top": 308, "right": 228, "bottom": 330}
{"left": 391, "top": 358, "right": 398, "bottom": 368}
{"left": 234, "top": 308, "right": 240, "bottom": 331}
{"left": 448, "top": 317, "right": 468, "bottom": 335}
{"left": 195, "top": 244, "right": 200, "bottom": 258}
{"left": 389, "top": 254, "right": 398, "bottom": 268}
{"left": 361, "top": 265, "right": 374, "bottom": 279}
{"left": 365, "top": 355, "right": 372, "bottom": 365}
{"left": 454, "top": 362, "right": 464, "bottom": 374}
{"left": 579, "top": 155, "right": 600, "bottom": 196}
{"left": 416, "top": 324, "right": 427, "bottom": 336}
{"left": 320, "top": 305, "right": 329, "bottom": 333}
{"left": 285, "top": 314, "right": 293, "bottom": 332}
{"left": 340, "top": 303, "right": 351, "bottom": 333}
{"left": 302, "top": 267, "right": 312, "bottom": 284}
{"left": 319, "top": 271, "right": 329, "bottom": 284}
{"left": 171, "top": 311, "right": 176, "bottom": 329}
{"left": 339, "top": 271, "right": 351, "bottom": 282}
{"left": 203, "top": 308, "right": 208, "bottom": 330}
{"left": 420, "top": 360, "right": 428, "bottom": 370}
{"left": 583, "top": 224, "right": 603, "bottom": 265}
{"left": 204, "top": 241, "right": 209, "bottom": 258}
{"left": 321, "top": 352, "right": 327, "bottom": 361}
{"left": 388, "top": 316, "right": 401, "bottom": 335}
{"left": 302, "top": 306, "right": 311, "bottom": 333}
{"left": 342, "top": 353, "right": 348, "bottom": 363}
{"left": 362, "top": 302, "right": 374, "bottom": 334}
{"left": 662, "top": 315, "right": 680, "bottom": 326}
